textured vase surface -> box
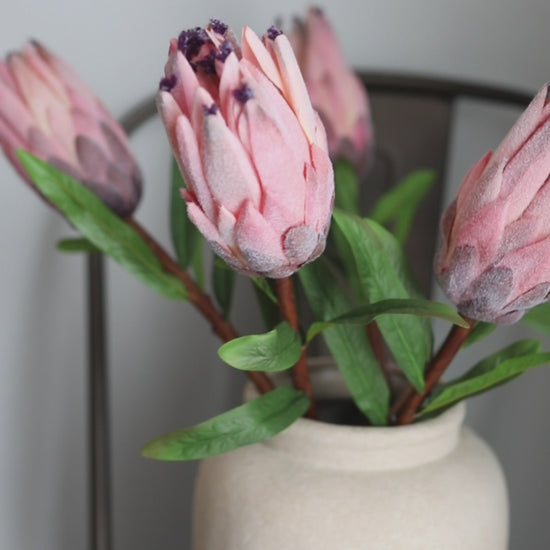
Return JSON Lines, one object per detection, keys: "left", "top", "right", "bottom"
{"left": 192, "top": 367, "right": 509, "bottom": 550}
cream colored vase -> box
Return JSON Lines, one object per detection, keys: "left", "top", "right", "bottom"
{"left": 192, "top": 367, "right": 509, "bottom": 550}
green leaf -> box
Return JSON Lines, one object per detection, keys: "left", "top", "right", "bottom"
{"left": 213, "top": 258, "right": 236, "bottom": 319}
{"left": 191, "top": 239, "right": 206, "bottom": 290}
{"left": 251, "top": 277, "right": 278, "bottom": 304}
{"left": 299, "top": 259, "right": 390, "bottom": 425}
{"left": 370, "top": 170, "right": 435, "bottom": 246}
{"left": 142, "top": 387, "right": 309, "bottom": 461}
{"left": 462, "top": 321, "right": 497, "bottom": 349}
{"left": 218, "top": 322, "right": 302, "bottom": 372}
{"left": 57, "top": 237, "right": 99, "bottom": 254}
{"left": 334, "top": 159, "right": 360, "bottom": 214}
{"left": 252, "top": 282, "right": 281, "bottom": 331}
{"left": 422, "top": 340, "right": 546, "bottom": 415}
{"left": 18, "top": 151, "right": 188, "bottom": 301}
{"left": 307, "top": 298, "right": 468, "bottom": 344}
{"left": 170, "top": 158, "right": 201, "bottom": 269}
{"left": 333, "top": 211, "right": 431, "bottom": 392}
{"left": 523, "top": 303, "right": 550, "bottom": 335}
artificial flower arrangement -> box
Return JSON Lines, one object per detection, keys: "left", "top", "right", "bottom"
{"left": 2, "top": 6, "right": 550, "bottom": 466}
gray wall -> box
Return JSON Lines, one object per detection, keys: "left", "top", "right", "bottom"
{"left": 1, "top": 1, "right": 550, "bottom": 548}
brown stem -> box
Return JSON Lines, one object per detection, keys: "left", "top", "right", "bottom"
{"left": 395, "top": 319, "right": 475, "bottom": 426}
{"left": 125, "top": 217, "right": 274, "bottom": 395}
{"left": 275, "top": 277, "right": 317, "bottom": 419}
{"left": 367, "top": 322, "right": 387, "bottom": 371}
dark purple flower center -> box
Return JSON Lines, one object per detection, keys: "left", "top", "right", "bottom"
{"left": 215, "top": 40, "right": 234, "bottom": 62}
{"left": 159, "top": 75, "right": 177, "bottom": 92}
{"left": 203, "top": 103, "right": 219, "bottom": 116}
{"left": 178, "top": 27, "right": 209, "bottom": 60}
{"left": 233, "top": 84, "right": 254, "bottom": 104}
{"left": 195, "top": 55, "right": 217, "bottom": 75}
{"left": 267, "top": 26, "right": 283, "bottom": 41}
{"left": 209, "top": 19, "right": 228, "bottom": 35}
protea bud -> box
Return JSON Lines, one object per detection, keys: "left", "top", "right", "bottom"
{"left": 436, "top": 83, "right": 550, "bottom": 324}
{"left": 0, "top": 41, "right": 142, "bottom": 216}
{"left": 158, "top": 20, "right": 334, "bottom": 278}
{"left": 289, "top": 7, "right": 374, "bottom": 173}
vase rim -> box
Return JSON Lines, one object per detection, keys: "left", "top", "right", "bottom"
{"left": 245, "top": 360, "right": 466, "bottom": 471}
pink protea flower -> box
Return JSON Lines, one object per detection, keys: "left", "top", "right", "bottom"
{"left": 158, "top": 20, "right": 334, "bottom": 278}
{"left": 0, "top": 41, "right": 142, "bottom": 216}
{"left": 289, "top": 7, "right": 374, "bottom": 173}
{"left": 436, "top": 83, "right": 550, "bottom": 324}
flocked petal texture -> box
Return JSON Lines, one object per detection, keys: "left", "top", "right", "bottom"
{"left": 289, "top": 7, "right": 374, "bottom": 174}
{"left": 158, "top": 19, "right": 334, "bottom": 278}
{"left": 0, "top": 41, "right": 142, "bottom": 216}
{"left": 436, "top": 83, "right": 550, "bottom": 323}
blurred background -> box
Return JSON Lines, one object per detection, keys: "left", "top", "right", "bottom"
{"left": 1, "top": 0, "right": 550, "bottom": 548}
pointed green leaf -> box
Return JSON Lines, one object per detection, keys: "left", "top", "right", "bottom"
{"left": 142, "top": 387, "right": 309, "bottom": 461}
{"left": 192, "top": 239, "right": 206, "bottom": 290}
{"left": 370, "top": 170, "right": 435, "bottom": 246}
{"left": 333, "top": 211, "right": 431, "bottom": 392}
{"left": 422, "top": 340, "right": 547, "bottom": 415}
{"left": 522, "top": 303, "right": 550, "bottom": 335}
{"left": 57, "top": 237, "right": 99, "bottom": 254}
{"left": 251, "top": 277, "right": 278, "bottom": 304}
{"left": 251, "top": 279, "right": 281, "bottom": 330}
{"left": 299, "top": 259, "right": 390, "bottom": 425}
{"left": 170, "top": 158, "right": 202, "bottom": 269}
{"left": 307, "top": 298, "right": 468, "bottom": 344}
{"left": 218, "top": 322, "right": 302, "bottom": 372}
{"left": 334, "top": 159, "right": 360, "bottom": 214}
{"left": 18, "top": 151, "right": 188, "bottom": 301}
{"left": 213, "top": 258, "right": 236, "bottom": 319}
{"left": 462, "top": 321, "right": 497, "bottom": 349}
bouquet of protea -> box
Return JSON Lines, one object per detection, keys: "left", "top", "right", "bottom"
{"left": 2, "top": 7, "right": 550, "bottom": 462}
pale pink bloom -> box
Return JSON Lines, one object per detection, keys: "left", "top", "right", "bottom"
{"left": 0, "top": 41, "right": 142, "bottom": 216}
{"left": 289, "top": 7, "right": 373, "bottom": 173}
{"left": 158, "top": 20, "right": 334, "bottom": 278}
{"left": 436, "top": 83, "right": 550, "bottom": 323}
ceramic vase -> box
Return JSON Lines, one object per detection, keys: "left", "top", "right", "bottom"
{"left": 192, "top": 365, "right": 509, "bottom": 550}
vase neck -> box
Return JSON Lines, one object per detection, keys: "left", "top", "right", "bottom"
{"left": 263, "top": 402, "right": 466, "bottom": 472}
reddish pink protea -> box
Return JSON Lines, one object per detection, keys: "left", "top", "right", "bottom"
{"left": 158, "top": 20, "right": 334, "bottom": 278}
{"left": 0, "top": 41, "right": 142, "bottom": 216}
{"left": 436, "top": 83, "right": 550, "bottom": 324}
{"left": 289, "top": 7, "right": 374, "bottom": 173}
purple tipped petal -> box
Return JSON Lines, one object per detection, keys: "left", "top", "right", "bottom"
{"left": 0, "top": 40, "right": 142, "bottom": 216}
{"left": 158, "top": 21, "right": 334, "bottom": 278}
{"left": 436, "top": 83, "right": 550, "bottom": 323}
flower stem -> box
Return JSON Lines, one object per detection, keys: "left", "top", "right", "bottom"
{"left": 274, "top": 277, "right": 317, "bottom": 419}
{"left": 126, "top": 217, "right": 274, "bottom": 395}
{"left": 393, "top": 319, "right": 475, "bottom": 425}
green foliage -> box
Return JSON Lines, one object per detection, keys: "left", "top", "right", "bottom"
{"left": 306, "top": 298, "right": 468, "bottom": 344}
{"left": 218, "top": 322, "right": 302, "bottom": 372}
{"left": 333, "top": 211, "right": 431, "bottom": 392}
{"left": 462, "top": 322, "right": 497, "bottom": 349}
{"left": 170, "top": 158, "right": 201, "bottom": 270}
{"left": 299, "top": 259, "right": 390, "bottom": 426}
{"left": 523, "top": 303, "right": 550, "bottom": 335}
{"left": 334, "top": 159, "right": 360, "bottom": 214}
{"left": 370, "top": 170, "right": 435, "bottom": 246}
{"left": 251, "top": 278, "right": 281, "bottom": 331}
{"left": 422, "top": 340, "right": 547, "bottom": 415}
{"left": 19, "top": 151, "right": 188, "bottom": 301}
{"left": 141, "top": 387, "right": 309, "bottom": 461}
{"left": 251, "top": 277, "right": 278, "bottom": 304}
{"left": 213, "top": 258, "right": 236, "bottom": 319}
{"left": 57, "top": 237, "right": 99, "bottom": 254}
